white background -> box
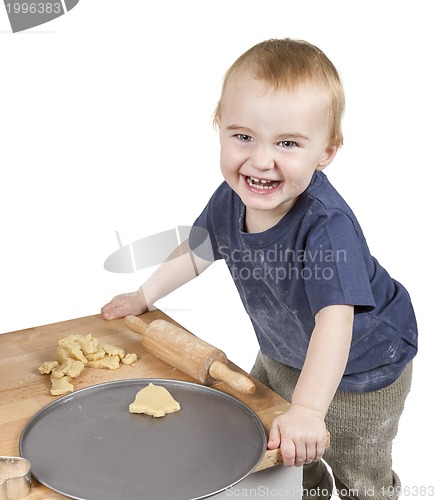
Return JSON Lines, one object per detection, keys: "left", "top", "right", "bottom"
{"left": 1, "top": 0, "right": 435, "bottom": 492}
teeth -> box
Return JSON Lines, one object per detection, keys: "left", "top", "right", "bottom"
{"left": 246, "top": 176, "right": 280, "bottom": 190}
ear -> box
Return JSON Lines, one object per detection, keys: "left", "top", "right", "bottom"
{"left": 316, "top": 145, "right": 338, "bottom": 171}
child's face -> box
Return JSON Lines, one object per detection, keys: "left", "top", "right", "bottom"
{"left": 219, "top": 71, "right": 337, "bottom": 226}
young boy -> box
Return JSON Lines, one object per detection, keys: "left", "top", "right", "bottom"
{"left": 102, "top": 39, "right": 417, "bottom": 499}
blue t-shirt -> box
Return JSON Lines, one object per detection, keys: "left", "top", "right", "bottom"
{"left": 190, "top": 172, "right": 418, "bottom": 392}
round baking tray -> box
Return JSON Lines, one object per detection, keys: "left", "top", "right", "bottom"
{"left": 20, "top": 379, "right": 266, "bottom": 500}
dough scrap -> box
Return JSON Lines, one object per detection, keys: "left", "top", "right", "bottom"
{"left": 50, "top": 376, "right": 74, "bottom": 396}
{"left": 50, "top": 358, "right": 74, "bottom": 379}
{"left": 86, "top": 355, "right": 120, "bottom": 370}
{"left": 121, "top": 353, "right": 138, "bottom": 365}
{"left": 76, "top": 334, "right": 99, "bottom": 356}
{"left": 39, "top": 360, "right": 60, "bottom": 374}
{"left": 39, "top": 334, "right": 137, "bottom": 396}
{"left": 129, "top": 383, "right": 181, "bottom": 417}
{"left": 86, "top": 347, "right": 105, "bottom": 361}
{"left": 101, "top": 343, "right": 125, "bottom": 358}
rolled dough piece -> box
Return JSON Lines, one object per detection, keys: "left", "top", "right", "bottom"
{"left": 129, "top": 383, "right": 181, "bottom": 417}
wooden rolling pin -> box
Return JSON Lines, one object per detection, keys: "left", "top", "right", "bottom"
{"left": 124, "top": 315, "right": 256, "bottom": 394}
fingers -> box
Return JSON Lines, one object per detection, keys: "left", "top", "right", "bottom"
{"left": 281, "top": 438, "right": 324, "bottom": 467}
{"left": 104, "top": 301, "right": 139, "bottom": 319}
{"left": 279, "top": 438, "right": 297, "bottom": 467}
{"left": 101, "top": 302, "right": 124, "bottom": 320}
{"left": 100, "top": 298, "right": 133, "bottom": 320}
{"left": 304, "top": 441, "right": 317, "bottom": 464}
{"left": 101, "top": 291, "right": 148, "bottom": 320}
{"left": 268, "top": 427, "right": 326, "bottom": 467}
{"left": 100, "top": 296, "right": 125, "bottom": 320}
{"left": 267, "top": 420, "right": 281, "bottom": 450}
{"left": 267, "top": 422, "right": 300, "bottom": 468}
{"left": 314, "top": 441, "right": 325, "bottom": 463}
{"left": 267, "top": 406, "right": 327, "bottom": 467}
{"left": 304, "top": 440, "right": 325, "bottom": 465}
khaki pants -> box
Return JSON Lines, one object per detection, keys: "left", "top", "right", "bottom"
{"left": 251, "top": 353, "right": 412, "bottom": 500}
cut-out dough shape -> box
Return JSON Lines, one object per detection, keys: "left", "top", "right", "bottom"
{"left": 129, "top": 383, "right": 181, "bottom": 417}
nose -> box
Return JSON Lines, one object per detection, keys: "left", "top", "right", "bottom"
{"left": 249, "top": 145, "right": 275, "bottom": 171}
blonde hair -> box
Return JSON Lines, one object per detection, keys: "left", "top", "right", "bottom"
{"left": 214, "top": 38, "right": 345, "bottom": 149}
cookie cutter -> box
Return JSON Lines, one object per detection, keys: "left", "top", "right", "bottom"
{"left": 0, "top": 457, "right": 31, "bottom": 500}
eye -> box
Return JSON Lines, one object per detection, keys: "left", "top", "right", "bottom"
{"left": 236, "top": 134, "right": 253, "bottom": 142}
{"left": 278, "top": 140, "right": 297, "bottom": 149}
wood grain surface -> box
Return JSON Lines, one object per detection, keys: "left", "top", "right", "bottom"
{"left": 0, "top": 310, "right": 291, "bottom": 499}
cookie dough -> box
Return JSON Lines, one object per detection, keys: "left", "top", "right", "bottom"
{"left": 129, "top": 383, "right": 181, "bottom": 417}
{"left": 39, "top": 334, "right": 137, "bottom": 396}
{"left": 86, "top": 355, "right": 120, "bottom": 370}
{"left": 121, "top": 353, "right": 137, "bottom": 365}
{"left": 50, "top": 376, "right": 74, "bottom": 396}
{"left": 50, "top": 359, "right": 85, "bottom": 379}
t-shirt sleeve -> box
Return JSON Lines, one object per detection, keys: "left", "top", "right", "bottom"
{"left": 188, "top": 186, "right": 226, "bottom": 262}
{"left": 189, "top": 208, "right": 221, "bottom": 262}
{"left": 303, "top": 209, "right": 376, "bottom": 315}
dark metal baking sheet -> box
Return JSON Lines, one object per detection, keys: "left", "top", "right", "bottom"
{"left": 19, "top": 379, "right": 267, "bottom": 500}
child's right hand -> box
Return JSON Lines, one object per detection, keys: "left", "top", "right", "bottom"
{"left": 101, "top": 290, "right": 147, "bottom": 320}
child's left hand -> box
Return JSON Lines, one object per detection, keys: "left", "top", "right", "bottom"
{"left": 267, "top": 404, "right": 327, "bottom": 467}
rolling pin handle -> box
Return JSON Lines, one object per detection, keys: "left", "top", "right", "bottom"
{"left": 209, "top": 361, "right": 256, "bottom": 395}
{"left": 124, "top": 315, "right": 149, "bottom": 335}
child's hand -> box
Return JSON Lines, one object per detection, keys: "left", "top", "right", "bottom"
{"left": 101, "top": 290, "right": 147, "bottom": 320}
{"left": 267, "top": 404, "right": 327, "bottom": 467}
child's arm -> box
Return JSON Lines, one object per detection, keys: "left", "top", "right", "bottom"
{"left": 267, "top": 304, "right": 354, "bottom": 466}
{"left": 101, "top": 240, "right": 213, "bottom": 320}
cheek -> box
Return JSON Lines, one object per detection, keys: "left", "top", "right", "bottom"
{"left": 281, "top": 160, "right": 316, "bottom": 189}
{"left": 220, "top": 144, "right": 240, "bottom": 172}
{"left": 219, "top": 148, "right": 229, "bottom": 172}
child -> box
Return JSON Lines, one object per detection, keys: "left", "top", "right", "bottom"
{"left": 102, "top": 39, "right": 417, "bottom": 499}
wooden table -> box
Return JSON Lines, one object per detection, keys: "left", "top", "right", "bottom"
{"left": 0, "top": 310, "right": 293, "bottom": 499}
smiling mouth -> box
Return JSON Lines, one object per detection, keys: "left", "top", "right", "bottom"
{"left": 244, "top": 175, "right": 282, "bottom": 190}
